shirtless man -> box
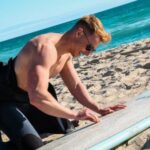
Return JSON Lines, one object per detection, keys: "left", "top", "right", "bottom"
{"left": 0, "top": 15, "right": 126, "bottom": 150}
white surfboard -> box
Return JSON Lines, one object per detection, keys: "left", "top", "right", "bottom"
{"left": 38, "top": 90, "right": 150, "bottom": 150}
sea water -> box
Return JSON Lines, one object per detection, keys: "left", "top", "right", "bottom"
{"left": 0, "top": 0, "right": 149, "bottom": 62}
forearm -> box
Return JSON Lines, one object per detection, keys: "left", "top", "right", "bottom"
{"left": 72, "top": 83, "right": 100, "bottom": 113}
{"left": 29, "top": 91, "right": 77, "bottom": 119}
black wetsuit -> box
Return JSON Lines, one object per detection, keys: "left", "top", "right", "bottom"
{"left": 0, "top": 58, "right": 75, "bottom": 150}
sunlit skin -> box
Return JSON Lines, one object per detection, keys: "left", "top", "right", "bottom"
{"left": 70, "top": 28, "right": 100, "bottom": 57}
{"left": 14, "top": 26, "right": 126, "bottom": 124}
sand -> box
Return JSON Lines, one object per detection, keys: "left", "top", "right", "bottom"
{"left": 48, "top": 38, "right": 150, "bottom": 149}
{"left": 2, "top": 38, "right": 150, "bottom": 149}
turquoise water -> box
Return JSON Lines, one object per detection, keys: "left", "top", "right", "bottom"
{"left": 0, "top": 0, "right": 150, "bottom": 62}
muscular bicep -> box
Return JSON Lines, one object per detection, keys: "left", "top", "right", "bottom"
{"left": 27, "top": 65, "right": 49, "bottom": 94}
{"left": 27, "top": 44, "right": 55, "bottom": 101}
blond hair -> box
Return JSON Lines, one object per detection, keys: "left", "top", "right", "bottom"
{"left": 74, "top": 15, "right": 111, "bottom": 43}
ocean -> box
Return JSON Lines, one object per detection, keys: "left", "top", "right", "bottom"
{"left": 0, "top": 0, "right": 150, "bottom": 62}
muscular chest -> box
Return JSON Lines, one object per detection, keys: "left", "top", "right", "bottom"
{"left": 49, "top": 56, "right": 69, "bottom": 78}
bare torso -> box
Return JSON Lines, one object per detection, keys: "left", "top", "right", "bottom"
{"left": 14, "top": 33, "right": 71, "bottom": 91}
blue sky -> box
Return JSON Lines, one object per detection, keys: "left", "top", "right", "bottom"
{"left": 0, "top": 0, "right": 136, "bottom": 42}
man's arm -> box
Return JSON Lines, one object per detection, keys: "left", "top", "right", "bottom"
{"left": 60, "top": 56, "right": 126, "bottom": 115}
{"left": 27, "top": 44, "right": 78, "bottom": 119}
{"left": 60, "top": 56, "right": 100, "bottom": 113}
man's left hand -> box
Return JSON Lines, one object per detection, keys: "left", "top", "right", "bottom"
{"left": 99, "top": 104, "right": 126, "bottom": 116}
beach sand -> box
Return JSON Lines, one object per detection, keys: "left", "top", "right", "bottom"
{"left": 47, "top": 38, "right": 150, "bottom": 149}
{"left": 2, "top": 38, "right": 150, "bottom": 149}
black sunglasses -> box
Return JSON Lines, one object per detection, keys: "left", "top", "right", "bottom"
{"left": 83, "top": 31, "right": 95, "bottom": 52}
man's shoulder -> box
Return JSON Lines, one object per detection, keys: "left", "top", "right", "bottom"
{"left": 30, "top": 38, "right": 53, "bottom": 49}
{"left": 27, "top": 41, "right": 57, "bottom": 67}
{"left": 29, "top": 35, "right": 56, "bottom": 54}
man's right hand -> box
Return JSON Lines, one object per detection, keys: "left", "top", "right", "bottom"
{"left": 76, "top": 109, "right": 100, "bottom": 123}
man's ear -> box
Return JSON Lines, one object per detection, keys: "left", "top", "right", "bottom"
{"left": 75, "top": 27, "right": 84, "bottom": 38}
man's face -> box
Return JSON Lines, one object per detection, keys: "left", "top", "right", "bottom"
{"left": 73, "top": 29, "right": 101, "bottom": 57}
{"left": 82, "top": 32, "right": 101, "bottom": 56}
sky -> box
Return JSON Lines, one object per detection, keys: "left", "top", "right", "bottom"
{"left": 0, "top": 0, "right": 136, "bottom": 42}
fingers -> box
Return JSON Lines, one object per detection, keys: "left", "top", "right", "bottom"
{"left": 100, "top": 104, "right": 127, "bottom": 116}
{"left": 89, "top": 113, "right": 100, "bottom": 123}
{"left": 100, "top": 108, "right": 114, "bottom": 116}
{"left": 76, "top": 109, "right": 100, "bottom": 123}
{"left": 85, "top": 109, "right": 100, "bottom": 123}
{"left": 110, "top": 104, "right": 126, "bottom": 111}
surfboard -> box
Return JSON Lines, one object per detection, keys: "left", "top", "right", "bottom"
{"left": 38, "top": 90, "right": 150, "bottom": 150}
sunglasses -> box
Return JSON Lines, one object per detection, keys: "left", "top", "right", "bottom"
{"left": 83, "top": 31, "right": 96, "bottom": 52}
